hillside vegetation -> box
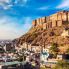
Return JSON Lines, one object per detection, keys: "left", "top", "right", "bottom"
{"left": 16, "top": 24, "right": 69, "bottom": 47}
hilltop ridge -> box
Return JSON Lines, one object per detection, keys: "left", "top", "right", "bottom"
{"left": 14, "top": 11, "right": 69, "bottom": 53}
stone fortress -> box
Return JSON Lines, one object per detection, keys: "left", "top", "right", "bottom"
{"left": 15, "top": 11, "right": 69, "bottom": 54}
{"left": 32, "top": 11, "right": 69, "bottom": 30}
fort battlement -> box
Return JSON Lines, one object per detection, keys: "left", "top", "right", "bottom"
{"left": 32, "top": 11, "right": 69, "bottom": 30}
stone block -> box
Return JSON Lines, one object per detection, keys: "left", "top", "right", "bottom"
{"left": 32, "top": 20, "right": 38, "bottom": 27}
{"left": 50, "top": 13, "right": 58, "bottom": 21}
{"left": 43, "top": 23, "right": 47, "bottom": 29}
{"left": 41, "top": 17, "right": 46, "bottom": 23}
{"left": 57, "top": 20, "right": 62, "bottom": 26}
{"left": 37, "top": 19, "right": 40, "bottom": 25}
{"left": 46, "top": 16, "right": 50, "bottom": 22}
{"left": 62, "top": 12, "right": 67, "bottom": 21}
{"left": 52, "top": 20, "right": 56, "bottom": 27}
{"left": 58, "top": 13, "right": 62, "bottom": 20}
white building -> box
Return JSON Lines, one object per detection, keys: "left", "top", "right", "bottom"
{"left": 40, "top": 48, "right": 49, "bottom": 62}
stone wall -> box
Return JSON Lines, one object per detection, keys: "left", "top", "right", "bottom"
{"left": 32, "top": 11, "right": 69, "bottom": 30}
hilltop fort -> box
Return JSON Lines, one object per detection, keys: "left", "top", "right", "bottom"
{"left": 14, "top": 11, "right": 69, "bottom": 53}
{"left": 32, "top": 11, "right": 69, "bottom": 30}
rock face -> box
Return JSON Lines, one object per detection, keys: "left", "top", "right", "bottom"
{"left": 15, "top": 11, "right": 69, "bottom": 49}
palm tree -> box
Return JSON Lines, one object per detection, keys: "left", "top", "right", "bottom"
{"left": 49, "top": 43, "right": 59, "bottom": 58}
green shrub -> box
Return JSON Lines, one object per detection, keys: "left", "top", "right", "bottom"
{"left": 53, "top": 60, "right": 69, "bottom": 69}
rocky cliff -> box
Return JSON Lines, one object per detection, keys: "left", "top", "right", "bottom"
{"left": 14, "top": 11, "right": 69, "bottom": 48}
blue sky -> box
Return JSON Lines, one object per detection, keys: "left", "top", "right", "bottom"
{"left": 0, "top": 0, "right": 69, "bottom": 40}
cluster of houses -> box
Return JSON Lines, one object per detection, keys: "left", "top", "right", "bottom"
{"left": 0, "top": 41, "right": 17, "bottom": 62}
{"left": 0, "top": 41, "right": 15, "bottom": 52}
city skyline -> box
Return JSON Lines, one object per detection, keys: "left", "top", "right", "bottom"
{"left": 0, "top": 0, "right": 69, "bottom": 40}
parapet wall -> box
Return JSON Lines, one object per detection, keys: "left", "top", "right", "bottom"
{"left": 32, "top": 11, "right": 69, "bottom": 30}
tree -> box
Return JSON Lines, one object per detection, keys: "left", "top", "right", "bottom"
{"left": 8, "top": 49, "right": 16, "bottom": 53}
{"left": 66, "top": 48, "right": 69, "bottom": 54}
{"left": 53, "top": 60, "right": 69, "bottom": 69}
{"left": 17, "top": 48, "right": 26, "bottom": 62}
{"left": 18, "top": 56, "right": 23, "bottom": 62}
{"left": 0, "top": 48, "right": 5, "bottom": 53}
{"left": 50, "top": 43, "right": 59, "bottom": 58}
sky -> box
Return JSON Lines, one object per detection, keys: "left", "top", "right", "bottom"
{"left": 0, "top": 0, "right": 69, "bottom": 40}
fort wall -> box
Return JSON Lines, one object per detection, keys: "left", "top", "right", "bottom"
{"left": 32, "top": 11, "right": 69, "bottom": 30}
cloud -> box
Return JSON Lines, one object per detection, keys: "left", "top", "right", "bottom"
{"left": 0, "top": 0, "right": 10, "bottom": 3}
{"left": 19, "top": 17, "right": 32, "bottom": 34}
{"left": 2, "top": 4, "right": 13, "bottom": 10}
{"left": 0, "top": 0, "right": 13, "bottom": 10}
{"left": 37, "top": 6, "right": 48, "bottom": 10}
{"left": 23, "top": 18, "right": 31, "bottom": 28}
{"left": 56, "top": 0, "right": 69, "bottom": 9}
{"left": 0, "top": 16, "right": 20, "bottom": 40}
{"left": 15, "top": 0, "right": 27, "bottom": 4}
{"left": 14, "top": 0, "right": 28, "bottom": 6}
{"left": 0, "top": 16, "right": 32, "bottom": 40}
{"left": 0, "top": 0, "right": 29, "bottom": 10}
